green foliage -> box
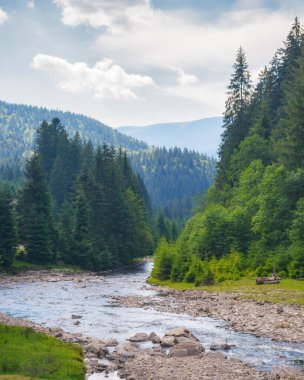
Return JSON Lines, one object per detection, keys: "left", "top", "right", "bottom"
{"left": 0, "top": 119, "right": 154, "bottom": 271}
{"left": 0, "top": 101, "right": 216, "bottom": 222}
{"left": 130, "top": 147, "right": 216, "bottom": 219}
{"left": 152, "top": 238, "right": 175, "bottom": 281}
{"left": 17, "top": 154, "right": 54, "bottom": 264}
{"left": 0, "top": 324, "right": 85, "bottom": 380}
{"left": 0, "top": 185, "right": 16, "bottom": 269}
{"left": 154, "top": 19, "right": 304, "bottom": 286}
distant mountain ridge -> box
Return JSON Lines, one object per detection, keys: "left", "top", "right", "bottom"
{"left": 0, "top": 100, "right": 217, "bottom": 218}
{"left": 118, "top": 117, "right": 223, "bottom": 157}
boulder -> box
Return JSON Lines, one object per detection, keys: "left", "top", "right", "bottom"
{"left": 151, "top": 335, "right": 161, "bottom": 344}
{"left": 102, "top": 338, "right": 118, "bottom": 347}
{"left": 148, "top": 332, "right": 157, "bottom": 340}
{"left": 116, "top": 342, "right": 140, "bottom": 355}
{"left": 84, "top": 342, "right": 108, "bottom": 358}
{"left": 169, "top": 341, "right": 204, "bottom": 357}
{"left": 160, "top": 336, "right": 176, "bottom": 347}
{"left": 128, "top": 332, "right": 149, "bottom": 342}
{"left": 165, "top": 327, "right": 190, "bottom": 337}
{"left": 176, "top": 336, "right": 198, "bottom": 344}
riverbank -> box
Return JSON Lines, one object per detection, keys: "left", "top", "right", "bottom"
{"left": 116, "top": 285, "right": 304, "bottom": 344}
{"left": 0, "top": 267, "right": 303, "bottom": 379}
{"left": 1, "top": 313, "right": 302, "bottom": 380}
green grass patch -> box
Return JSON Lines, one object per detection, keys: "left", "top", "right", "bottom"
{"left": 148, "top": 277, "right": 304, "bottom": 305}
{"left": 9, "top": 261, "right": 82, "bottom": 274}
{"left": 0, "top": 325, "right": 85, "bottom": 380}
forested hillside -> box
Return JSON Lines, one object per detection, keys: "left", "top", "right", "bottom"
{"left": 153, "top": 18, "right": 304, "bottom": 285}
{"left": 0, "top": 100, "right": 147, "bottom": 181}
{"left": 130, "top": 148, "right": 216, "bottom": 219}
{"left": 0, "top": 101, "right": 216, "bottom": 218}
{"left": 0, "top": 118, "right": 153, "bottom": 271}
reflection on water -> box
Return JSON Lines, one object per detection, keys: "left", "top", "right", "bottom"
{"left": 0, "top": 262, "right": 303, "bottom": 372}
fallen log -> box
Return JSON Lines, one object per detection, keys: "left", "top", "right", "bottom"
{"left": 256, "top": 274, "right": 280, "bottom": 285}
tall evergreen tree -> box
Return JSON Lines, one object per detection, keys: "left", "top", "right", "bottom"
{"left": 18, "top": 154, "right": 54, "bottom": 264}
{"left": 216, "top": 47, "right": 252, "bottom": 190}
{"left": 0, "top": 185, "right": 16, "bottom": 269}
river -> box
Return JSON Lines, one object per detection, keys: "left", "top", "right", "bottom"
{"left": 0, "top": 262, "right": 303, "bottom": 375}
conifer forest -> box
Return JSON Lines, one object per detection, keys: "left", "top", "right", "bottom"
{"left": 1, "top": 5, "right": 304, "bottom": 380}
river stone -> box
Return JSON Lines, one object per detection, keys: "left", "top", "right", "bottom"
{"left": 210, "top": 343, "right": 234, "bottom": 351}
{"left": 176, "top": 336, "right": 198, "bottom": 344}
{"left": 116, "top": 342, "right": 140, "bottom": 355}
{"left": 206, "top": 351, "right": 227, "bottom": 360}
{"left": 151, "top": 335, "right": 161, "bottom": 344}
{"left": 71, "top": 314, "right": 83, "bottom": 319}
{"left": 102, "top": 338, "right": 118, "bottom": 347}
{"left": 148, "top": 332, "right": 157, "bottom": 340}
{"left": 128, "top": 332, "right": 149, "bottom": 342}
{"left": 160, "top": 336, "right": 176, "bottom": 347}
{"left": 165, "top": 326, "right": 190, "bottom": 337}
{"left": 169, "top": 341, "right": 204, "bottom": 357}
{"left": 85, "top": 342, "right": 108, "bottom": 357}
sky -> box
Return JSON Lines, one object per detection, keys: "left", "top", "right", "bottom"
{"left": 0, "top": 1, "right": 303, "bottom": 127}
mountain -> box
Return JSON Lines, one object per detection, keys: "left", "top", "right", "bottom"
{"left": 0, "top": 100, "right": 216, "bottom": 217}
{"left": 118, "top": 117, "right": 223, "bottom": 157}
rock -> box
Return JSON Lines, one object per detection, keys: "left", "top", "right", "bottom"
{"left": 206, "top": 351, "right": 227, "bottom": 360}
{"left": 101, "top": 338, "right": 118, "bottom": 347}
{"left": 85, "top": 342, "right": 108, "bottom": 358}
{"left": 116, "top": 342, "right": 140, "bottom": 355}
{"left": 176, "top": 336, "right": 198, "bottom": 344}
{"left": 165, "top": 326, "right": 190, "bottom": 337}
{"left": 128, "top": 332, "right": 149, "bottom": 342}
{"left": 210, "top": 343, "right": 234, "bottom": 351}
{"left": 74, "top": 321, "right": 81, "bottom": 325}
{"left": 71, "top": 314, "right": 83, "bottom": 319}
{"left": 151, "top": 335, "right": 161, "bottom": 344}
{"left": 169, "top": 341, "right": 204, "bottom": 357}
{"left": 160, "top": 336, "right": 176, "bottom": 347}
{"left": 148, "top": 332, "right": 157, "bottom": 340}
{"left": 84, "top": 358, "right": 99, "bottom": 366}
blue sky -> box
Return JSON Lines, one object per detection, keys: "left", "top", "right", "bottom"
{"left": 0, "top": 0, "right": 303, "bottom": 126}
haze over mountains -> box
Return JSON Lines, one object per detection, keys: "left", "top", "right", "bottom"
{"left": 118, "top": 117, "right": 222, "bottom": 157}
{"left": 0, "top": 100, "right": 216, "bottom": 218}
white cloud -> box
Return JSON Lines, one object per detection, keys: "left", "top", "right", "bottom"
{"left": 53, "top": 0, "right": 152, "bottom": 33}
{"left": 31, "top": 54, "right": 154, "bottom": 100}
{"left": 27, "top": 0, "right": 35, "bottom": 8}
{"left": 0, "top": 8, "right": 8, "bottom": 25}
{"left": 171, "top": 67, "right": 198, "bottom": 86}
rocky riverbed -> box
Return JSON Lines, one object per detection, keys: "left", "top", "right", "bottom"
{"left": 114, "top": 286, "right": 304, "bottom": 344}
{"left": 0, "top": 265, "right": 303, "bottom": 379}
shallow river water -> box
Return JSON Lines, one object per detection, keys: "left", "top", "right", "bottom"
{"left": 0, "top": 262, "right": 303, "bottom": 374}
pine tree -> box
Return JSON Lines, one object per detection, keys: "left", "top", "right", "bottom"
{"left": 18, "top": 154, "right": 54, "bottom": 264}
{"left": 216, "top": 47, "right": 252, "bottom": 190}
{"left": 273, "top": 42, "right": 304, "bottom": 168}
{"left": 0, "top": 185, "right": 16, "bottom": 269}
{"left": 73, "top": 190, "right": 94, "bottom": 268}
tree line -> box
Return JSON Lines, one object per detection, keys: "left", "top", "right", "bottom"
{"left": 0, "top": 118, "right": 154, "bottom": 271}
{"left": 153, "top": 18, "right": 304, "bottom": 284}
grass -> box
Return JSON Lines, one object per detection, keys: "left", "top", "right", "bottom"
{"left": 0, "top": 325, "right": 85, "bottom": 380}
{"left": 148, "top": 277, "right": 304, "bottom": 305}
{"left": 9, "top": 260, "right": 82, "bottom": 274}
